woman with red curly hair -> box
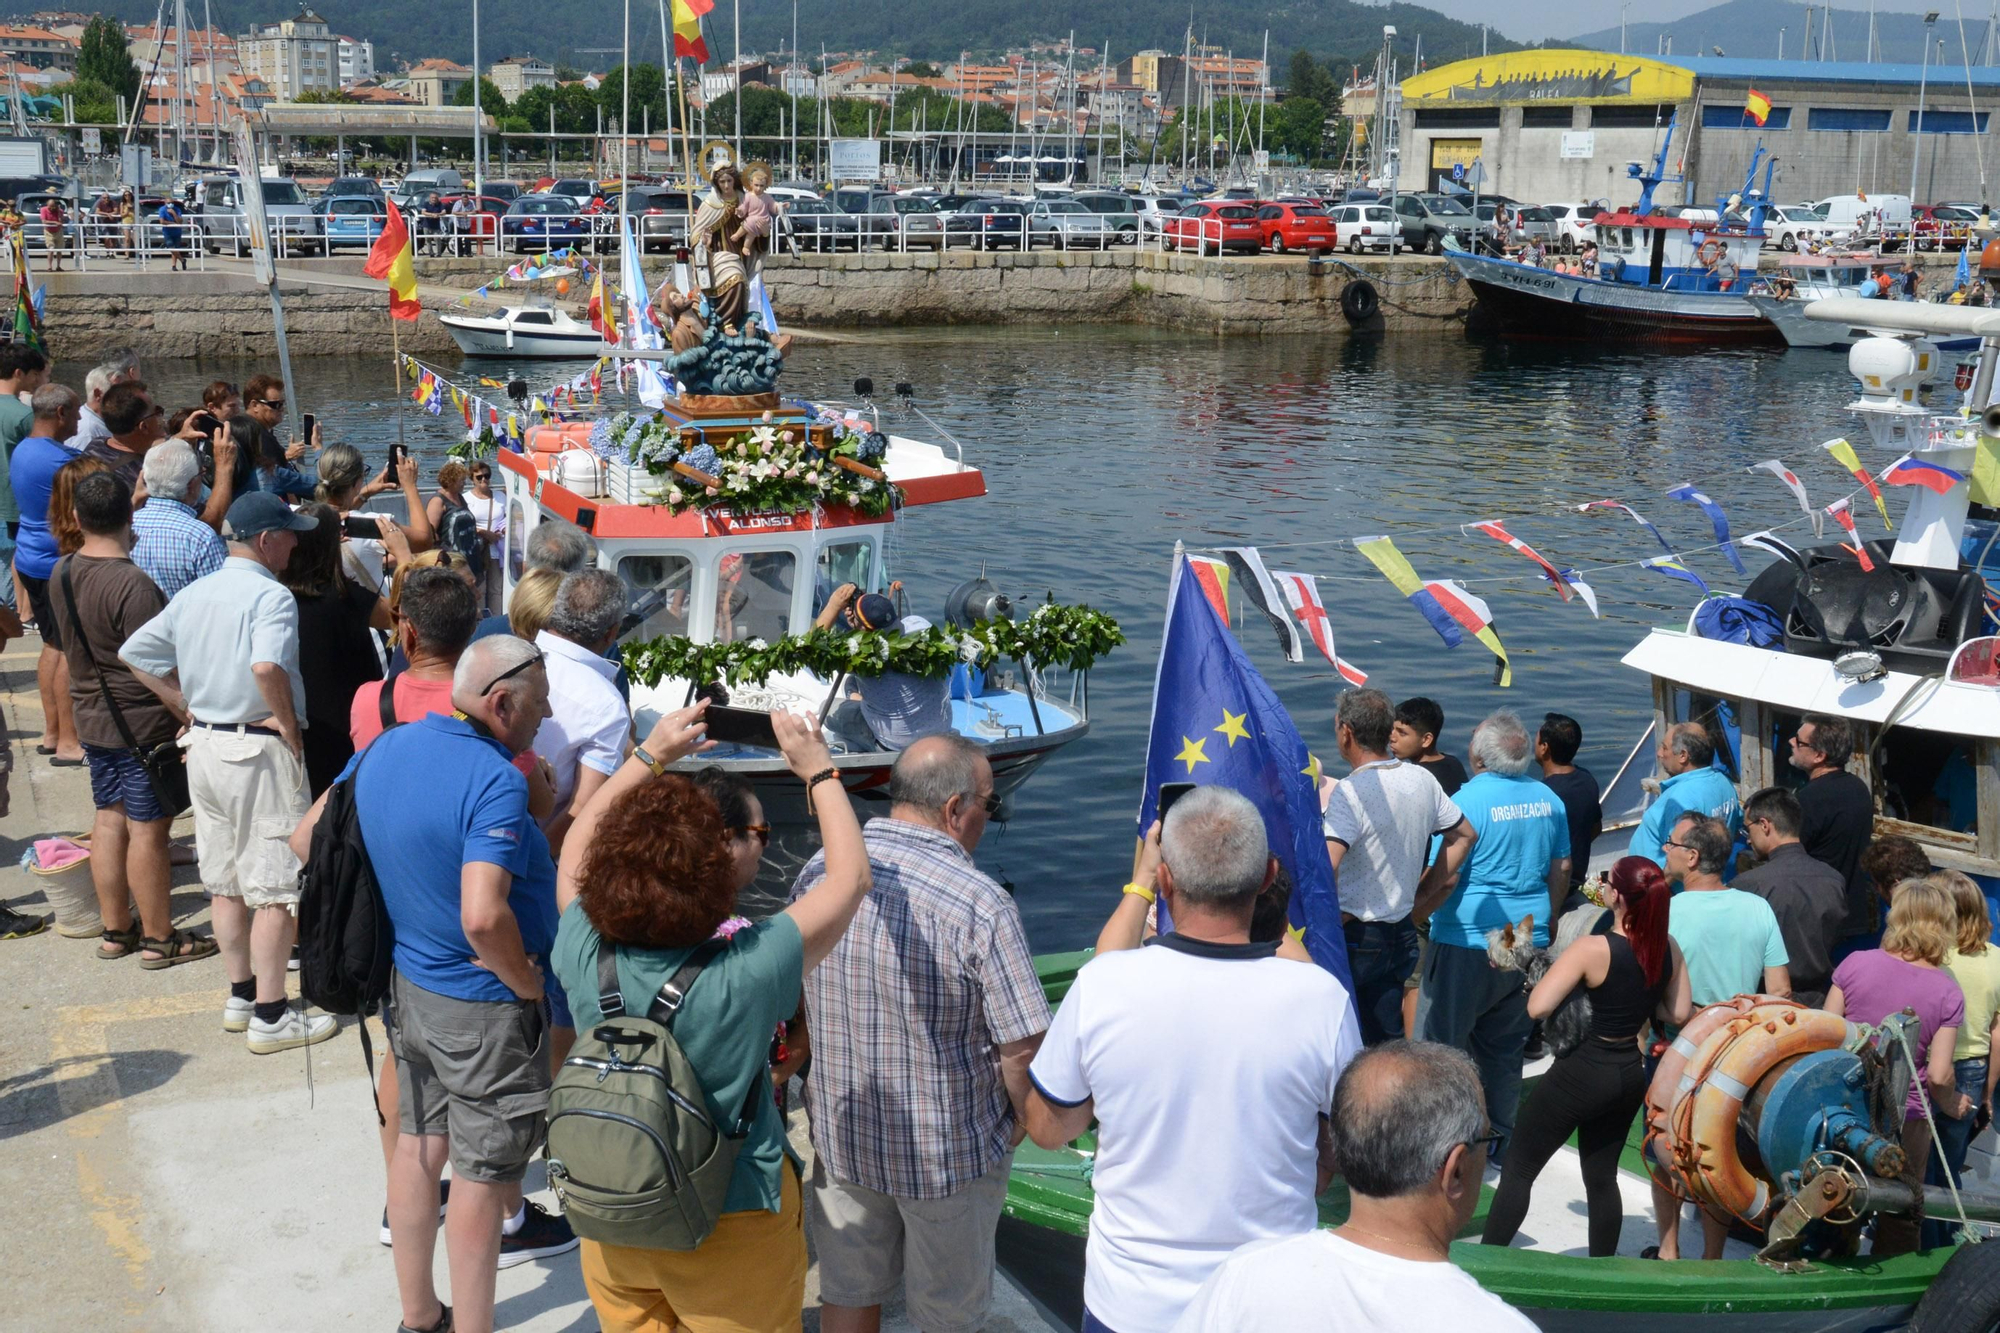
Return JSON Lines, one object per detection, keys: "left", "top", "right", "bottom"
{"left": 1480, "top": 856, "right": 1693, "bottom": 1257}
{"left": 550, "top": 701, "right": 870, "bottom": 1333}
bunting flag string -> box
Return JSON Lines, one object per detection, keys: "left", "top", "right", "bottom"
{"left": 1824, "top": 498, "right": 1877, "bottom": 571}
{"left": 1749, "top": 459, "right": 1820, "bottom": 535}
{"left": 463, "top": 247, "right": 599, "bottom": 302}
{"left": 1184, "top": 555, "right": 1232, "bottom": 621}
{"left": 1740, "top": 530, "right": 1806, "bottom": 567}
{"left": 1353, "top": 536, "right": 1511, "bottom": 685}
{"left": 1555, "top": 569, "right": 1600, "bottom": 618}
{"left": 1423, "top": 579, "right": 1513, "bottom": 686}
{"left": 1273, "top": 569, "right": 1368, "bottom": 685}
{"left": 1219, "top": 548, "right": 1304, "bottom": 663}
{"left": 1823, "top": 437, "right": 1892, "bottom": 529}
{"left": 1666, "top": 483, "right": 1747, "bottom": 575}
{"left": 1642, "top": 555, "right": 1710, "bottom": 596}
{"left": 1462, "top": 519, "right": 1575, "bottom": 602}
{"left": 1578, "top": 500, "right": 1679, "bottom": 558}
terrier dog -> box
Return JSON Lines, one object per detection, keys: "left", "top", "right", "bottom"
{"left": 1484, "top": 904, "right": 1607, "bottom": 1060}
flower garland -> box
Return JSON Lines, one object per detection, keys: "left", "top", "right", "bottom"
{"left": 604, "top": 409, "right": 897, "bottom": 517}
{"left": 622, "top": 601, "right": 1126, "bottom": 689}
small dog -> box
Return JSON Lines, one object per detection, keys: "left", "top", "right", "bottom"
{"left": 1485, "top": 905, "right": 1607, "bottom": 1060}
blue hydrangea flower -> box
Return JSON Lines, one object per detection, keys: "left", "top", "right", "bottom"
{"left": 683, "top": 444, "right": 722, "bottom": 476}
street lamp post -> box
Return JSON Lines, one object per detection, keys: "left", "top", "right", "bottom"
{"left": 1910, "top": 9, "right": 1940, "bottom": 208}
{"left": 1621, "top": 3, "right": 1631, "bottom": 53}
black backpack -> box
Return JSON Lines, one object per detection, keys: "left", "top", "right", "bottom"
{"left": 295, "top": 744, "right": 393, "bottom": 1021}
{"left": 437, "top": 501, "right": 486, "bottom": 576}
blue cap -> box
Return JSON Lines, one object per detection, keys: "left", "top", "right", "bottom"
{"left": 849, "top": 593, "right": 900, "bottom": 632}
{"left": 225, "top": 491, "right": 318, "bottom": 539}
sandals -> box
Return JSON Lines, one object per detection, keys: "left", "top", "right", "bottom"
{"left": 139, "top": 928, "right": 218, "bottom": 970}
{"left": 98, "top": 927, "right": 143, "bottom": 959}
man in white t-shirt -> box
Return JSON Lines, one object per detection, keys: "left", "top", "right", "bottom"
{"left": 1173, "top": 1040, "right": 1536, "bottom": 1333}
{"left": 1321, "top": 687, "right": 1474, "bottom": 1044}
{"left": 530, "top": 569, "right": 631, "bottom": 858}
{"left": 1025, "top": 786, "right": 1361, "bottom": 1333}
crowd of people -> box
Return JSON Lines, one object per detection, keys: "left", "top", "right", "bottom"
{"left": 0, "top": 360, "right": 1995, "bottom": 1333}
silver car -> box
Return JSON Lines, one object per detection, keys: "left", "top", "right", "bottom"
{"left": 195, "top": 175, "right": 324, "bottom": 256}
{"left": 1024, "top": 198, "right": 1113, "bottom": 249}
{"left": 866, "top": 195, "right": 945, "bottom": 250}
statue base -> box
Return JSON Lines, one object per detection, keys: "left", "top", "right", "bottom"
{"left": 673, "top": 392, "right": 783, "bottom": 415}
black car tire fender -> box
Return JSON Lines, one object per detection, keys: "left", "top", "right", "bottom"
{"left": 1908, "top": 1239, "right": 2000, "bottom": 1332}
{"left": 1340, "top": 278, "right": 1380, "bottom": 324}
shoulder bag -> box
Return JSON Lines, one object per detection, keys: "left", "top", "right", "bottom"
{"left": 59, "top": 559, "right": 190, "bottom": 816}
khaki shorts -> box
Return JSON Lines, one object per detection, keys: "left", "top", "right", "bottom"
{"left": 385, "top": 968, "right": 551, "bottom": 1184}
{"left": 808, "top": 1151, "right": 1012, "bottom": 1333}
{"left": 186, "top": 727, "right": 307, "bottom": 909}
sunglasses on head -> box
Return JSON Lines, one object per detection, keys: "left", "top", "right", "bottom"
{"left": 478, "top": 648, "right": 544, "bottom": 696}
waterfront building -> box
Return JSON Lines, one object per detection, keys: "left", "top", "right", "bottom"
{"left": 1399, "top": 49, "right": 2000, "bottom": 206}
{"left": 238, "top": 6, "right": 336, "bottom": 101}
{"left": 337, "top": 35, "right": 372, "bottom": 86}
{"left": 488, "top": 55, "right": 553, "bottom": 101}
{"left": 0, "top": 23, "right": 72, "bottom": 71}
{"left": 405, "top": 57, "right": 471, "bottom": 107}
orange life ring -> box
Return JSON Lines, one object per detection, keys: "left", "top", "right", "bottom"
{"left": 1643, "top": 995, "right": 1793, "bottom": 1198}
{"left": 1669, "top": 1005, "right": 1856, "bottom": 1225}
{"left": 1697, "top": 237, "right": 1726, "bottom": 268}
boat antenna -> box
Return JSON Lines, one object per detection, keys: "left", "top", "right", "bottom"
{"left": 1956, "top": 0, "right": 1991, "bottom": 198}
{"left": 1630, "top": 109, "right": 1680, "bottom": 216}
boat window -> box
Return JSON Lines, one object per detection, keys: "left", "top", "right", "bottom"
{"left": 616, "top": 553, "right": 693, "bottom": 641}
{"left": 512, "top": 310, "right": 553, "bottom": 324}
{"left": 813, "top": 541, "right": 873, "bottom": 614}
{"left": 1878, "top": 728, "right": 1979, "bottom": 837}
{"left": 1666, "top": 686, "right": 1743, "bottom": 782}
{"left": 507, "top": 500, "right": 526, "bottom": 581}
{"left": 1622, "top": 228, "right": 1634, "bottom": 246}
{"left": 716, "top": 550, "right": 795, "bottom": 643}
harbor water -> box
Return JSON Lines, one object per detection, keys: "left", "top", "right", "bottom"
{"left": 142, "top": 328, "right": 1876, "bottom": 952}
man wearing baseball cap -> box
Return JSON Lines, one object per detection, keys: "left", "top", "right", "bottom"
{"left": 814, "top": 583, "right": 952, "bottom": 750}
{"left": 121, "top": 491, "right": 337, "bottom": 1054}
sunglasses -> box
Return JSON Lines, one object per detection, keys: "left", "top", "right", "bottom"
{"left": 471, "top": 471, "right": 491, "bottom": 480}
{"left": 256, "top": 397, "right": 284, "bottom": 409}
{"left": 478, "top": 648, "right": 544, "bottom": 696}
{"left": 1463, "top": 1129, "right": 1504, "bottom": 1156}
{"left": 981, "top": 792, "right": 1003, "bottom": 819}
{"left": 732, "top": 823, "right": 771, "bottom": 847}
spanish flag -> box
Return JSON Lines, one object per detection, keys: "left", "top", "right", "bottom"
{"left": 1744, "top": 88, "right": 1772, "bottom": 126}
{"left": 672, "top": 0, "right": 713, "bottom": 62}
{"left": 364, "top": 198, "right": 421, "bottom": 322}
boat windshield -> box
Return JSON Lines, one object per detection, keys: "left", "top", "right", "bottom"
{"left": 617, "top": 553, "right": 694, "bottom": 641}
{"left": 718, "top": 550, "right": 796, "bottom": 643}
{"left": 813, "top": 541, "right": 874, "bottom": 615}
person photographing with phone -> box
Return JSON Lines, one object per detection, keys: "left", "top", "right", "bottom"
{"left": 812, "top": 584, "right": 951, "bottom": 752}
{"left": 314, "top": 441, "right": 434, "bottom": 595}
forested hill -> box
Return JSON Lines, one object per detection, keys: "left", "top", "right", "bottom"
{"left": 13, "top": 0, "right": 1525, "bottom": 81}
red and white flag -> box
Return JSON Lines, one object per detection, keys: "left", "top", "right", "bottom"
{"left": 1462, "top": 520, "right": 1574, "bottom": 602}
{"left": 1750, "top": 459, "right": 1819, "bottom": 535}
{"left": 1825, "top": 498, "right": 1876, "bottom": 571}
{"left": 1274, "top": 570, "right": 1368, "bottom": 685}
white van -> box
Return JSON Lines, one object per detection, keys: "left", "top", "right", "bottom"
{"left": 1813, "top": 193, "right": 1912, "bottom": 229}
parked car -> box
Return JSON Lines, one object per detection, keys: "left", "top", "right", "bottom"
{"left": 941, "top": 197, "right": 1027, "bottom": 250}
{"left": 500, "top": 193, "right": 587, "bottom": 254}
{"left": 1763, "top": 204, "right": 1837, "bottom": 252}
{"left": 398, "top": 168, "right": 464, "bottom": 202}
{"left": 866, "top": 194, "right": 945, "bottom": 248}
{"left": 779, "top": 195, "right": 862, "bottom": 251}
{"left": 1164, "top": 200, "right": 1261, "bottom": 255}
{"left": 1542, "top": 203, "right": 1603, "bottom": 252}
{"left": 548, "top": 178, "right": 597, "bottom": 207}
{"left": 833, "top": 185, "right": 893, "bottom": 215}
{"left": 1342, "top": 187, "right": 1381, "bottom": 203}
{"left": 634, "top": 189, "right": 697, "bottom": 253}
{"left": 1024, "top": 197, "right": 1113, "bottom": 248}
{"left": 1913, "top": 204, "right": 1980, "bottom": 251}
{"left": 323, "top": 195, "right": 388, "bottom": 250}
{"left": 1329, "top": 202, "right": 1400, "bottom": 254}
{"left": 323, "top": 175, "right": 384, "bottom": 201}
{"left": 1475, "top": 201, "right": 1559, "bottom": 248}
{"left": 1392, "top": 192, "right": 1477, "bottom": 254}
{"left": 1255, "top": 202, "right": 1336, "bottom": 253}
{"left": 194, "top": 175, "right": 324, "bottom": 256}
{"left": 481, "top": 181, "right": 523, "bottom": 205}
{"left": 1072, "top": 189, "right": 1148, "bottom": 242}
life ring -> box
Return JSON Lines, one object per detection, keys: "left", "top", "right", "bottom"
{"left": 1340, "top": 278, "right": 1380, "bottom": 324}
{"left": 1668, "top": 1004, "right": 1856, "bottom": 1225}
{"left": 1697, "top": 237, "right": 1726, "bottom": 268}
{"left": 1643, "top": 994, "right": 1792, "bottom": 1198}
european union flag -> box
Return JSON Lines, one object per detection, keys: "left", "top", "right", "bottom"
{"left": 1139, "top": 558, "right": 1355, "bottom": 999}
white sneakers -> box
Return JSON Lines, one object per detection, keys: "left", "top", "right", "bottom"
{"left": 222, "top": 995, "right": 255, "bottom": 1033}
{"left": 246, "top": 1006, "right": 339, "bottom": 1055}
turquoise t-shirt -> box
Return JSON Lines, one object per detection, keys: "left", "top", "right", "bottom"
{"left": 1429, "top": 771, "right": 1571, "bottom": 949}
{"left": 1669, "top": 888, "right": 1789, "bottom": 1005}
{"left": 550, "top": 903, "right": 802, "bottom": 1214}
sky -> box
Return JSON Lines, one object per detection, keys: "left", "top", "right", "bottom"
{"left": 1446, "top": 0, "right": 1987, "bottom": 44}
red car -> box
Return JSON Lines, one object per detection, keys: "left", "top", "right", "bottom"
{"left": 1164, "top": 201, "right": 1262, "bottom": 255}
{"left": 1256, "top": 202, "right": 1336, "bottom": 254}
{"left": 1913, "top": 203, "right": 1978, "bottom": 251}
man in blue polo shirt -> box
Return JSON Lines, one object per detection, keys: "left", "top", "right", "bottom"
{"left": 1418, "top": 710, "right": 1570, "bottom": 1165}
{"left": 1627, "top": 722, "right": 1743, "bottom": 868}
{"left": 306, "top": 633, "right": 577, "bottom": 1333}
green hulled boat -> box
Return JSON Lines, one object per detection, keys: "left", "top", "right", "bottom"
{"left": 1007, "top": 952, "right": 1998, "bottom": 1332}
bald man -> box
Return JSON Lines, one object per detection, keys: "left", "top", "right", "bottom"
{"left": 1627, "top": 722, "right": 1743, "bottom": 868}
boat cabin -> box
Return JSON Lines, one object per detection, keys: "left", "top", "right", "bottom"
{"left": 1591, "top": 209, "right": 1767, "bottom": 294}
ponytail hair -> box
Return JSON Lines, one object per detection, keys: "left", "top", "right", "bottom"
{"left": 1610, "top": 855, "right": 1671, "bottom": 988}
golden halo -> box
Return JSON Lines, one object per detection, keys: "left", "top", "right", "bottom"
{"left": 743, "top": 159, "right": 772, "bottom": 188}
{"left": 699, "top": 140, "right": 738, "bottom": 183}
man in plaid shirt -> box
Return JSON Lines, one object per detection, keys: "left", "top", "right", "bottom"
{"left": 790, "top": 732, "right": 1049, "bottom": 1333}
{"left": 131, "top": 441, "right": 226, "bottom": 598}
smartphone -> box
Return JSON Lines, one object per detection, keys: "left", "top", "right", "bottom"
{"left": 1158, "top": 781, "right": 1196, "bottom": 821}
{"left": 343, "top": 513, "right": 382, "bottom": 539}
{"left": 300, "top": 411, "right": 315, "bottom": 443}
{"left": 388, "top": 441, "right": 408, "bottom": 467}
{"left": 702, "top": 705, "right": 779, "bottom": 750}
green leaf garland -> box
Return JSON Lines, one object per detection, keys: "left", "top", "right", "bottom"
{"left": 622, "top": 601, "right": 1125, "bottom": 689}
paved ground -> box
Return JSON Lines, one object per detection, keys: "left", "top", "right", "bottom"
{"left": 0, "top": 632, "right": 1057, "bottom": 1333}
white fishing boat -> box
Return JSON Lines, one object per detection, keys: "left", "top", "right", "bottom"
{"left": 439, "top": 299, "right": 609, "bottom": 358}
{"left": 1746, "top": 254, "right": 1981, "bottom": 352}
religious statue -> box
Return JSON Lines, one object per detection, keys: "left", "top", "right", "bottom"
{"left": 691, "top": 157, "right": 757, "bottom": 333}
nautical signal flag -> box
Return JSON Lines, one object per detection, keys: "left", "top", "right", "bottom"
{"left": 363, "top": 198, "right": 420, "bottom": 322}
{"left": 1666, "top": 483, "right": 1747, "bottom": 574}
{"left": 1822, "top": 437, "right": 1892, "bottom": 528}
{"left": 1749, "top": 459, "right": 1821, "bottom": 536}
{"left": 1643, "top": 555, "right": 1710, "bottom": 596}
{"left": 1422, "top": 579, "right": 1513, "bottom": 686}
{"left": 1882, "top": 454, "right": 1968, "bottom": 494}
{"left": 1272, "top": 570, "right": 1368, "bottom": 685}
{"left": 672, "top": 0, "right": 713, "bottom": 61}
{"left": 1140, "top": 556, "right": 1357, "bottom": 1007}
{"left": 1464, "top": 519, "right": 1575, "bottom": 602}
{"left": 1825, "top": 498, "right": 1877, "bottom": 571}
{"left": 1744, "top": 88, "right": 1773, "bottom": 126}
{"left": 1353, "top": 535, "right": 1513, "bottom": 686}
{"left": 1218, "top": 547, "right": 1304, "bottom": 663}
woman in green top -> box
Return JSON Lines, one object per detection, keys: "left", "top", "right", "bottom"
{"left": 551, "top": 701, "right": 870, "bottom": 1332}
{"left": 1928, "top": 869, "right": 2000, "bottom": 1246}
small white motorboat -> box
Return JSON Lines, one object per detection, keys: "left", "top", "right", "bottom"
{"left": 438, "top": 299, "right": 609, "bottom": 358}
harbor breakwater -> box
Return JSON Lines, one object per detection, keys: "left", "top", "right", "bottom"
{"left": 33, "top": 248, "right": 1979, "bottom": 360}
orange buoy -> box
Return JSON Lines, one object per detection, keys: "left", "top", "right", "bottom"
{"left": 556, "top": 277, "right": 571, "bottom": 296}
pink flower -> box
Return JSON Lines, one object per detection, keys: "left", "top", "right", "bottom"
{"left": 711, "top": 915, "right": 753, "bottom": 940}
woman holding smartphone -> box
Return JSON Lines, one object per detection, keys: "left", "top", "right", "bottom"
{"left": 315, "top": 442, "right": 434, "bottom": 594}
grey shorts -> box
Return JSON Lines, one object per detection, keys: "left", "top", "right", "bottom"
{"left": 385, "top": 968, "right": 550, "bottom": 1184}
{"left": 808, "top": 1151, "right": 1012, "bottom": 1333}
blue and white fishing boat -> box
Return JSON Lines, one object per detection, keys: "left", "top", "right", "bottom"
{"left": 1446, "top": 114, "right": 1782, "bottom": 345}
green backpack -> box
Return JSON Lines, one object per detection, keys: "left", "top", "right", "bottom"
{"left": 545, "top": 936, "right": 759, "bottom": 1251}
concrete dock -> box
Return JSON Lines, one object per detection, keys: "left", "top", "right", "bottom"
{"left": 0, "top": 631, "right": 1061, "bottom": 1332}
